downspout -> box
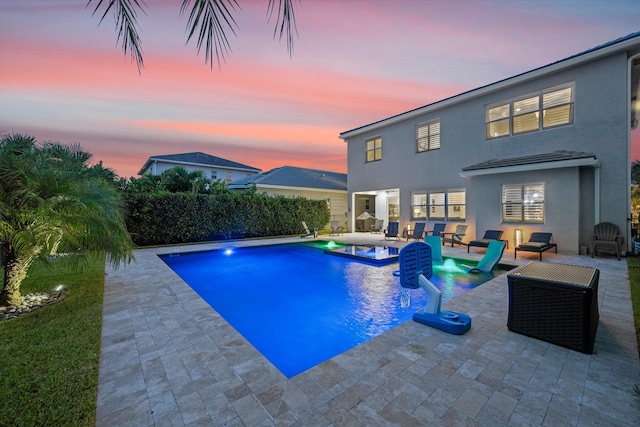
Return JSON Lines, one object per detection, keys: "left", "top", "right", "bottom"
{"left": 627, "top": 52, "right": 640, "bottom": 253}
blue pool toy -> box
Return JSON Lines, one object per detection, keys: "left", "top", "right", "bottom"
{"left": 398, "top": 242, "right": 471, "bottom": 335}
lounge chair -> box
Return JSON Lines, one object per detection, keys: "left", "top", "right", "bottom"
{"left": 370, "top": 219, "right": 384, "bottom": 233}
{"left": 329, "top": 221, "right": 343, "bottom": 236}
{"left": 442, "top": 224, "right": 468, "bottom": 247}
{"left": 407, "top": 222, "right": 427, "bottom": 241}
{"left": 384, "top": 221, "right": 400, "bottom": 240}
{"left": 589, "top": 222, "right": 623, "bottom": 260}
{"left": 468, "top": 230, "right": 504, "bottom": 253}
{"left": 301, "top": 221, "right": 318, "bottom": 238}
{"left": 462, "top": 240, "right": 506, "bottom": 273}
{"left": 514, "top": 232, "right": 557, "bottom": 260}
{"left": 424, "top": 223, "right": 446, "bottom": 237}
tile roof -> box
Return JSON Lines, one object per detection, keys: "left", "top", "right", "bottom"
{"left": 138, "top": 152, "right": 261, "bottom": 175}
{"left": 462, "top": 150, "right": 597, "bottom": 172}
{"left": 228, "top": 166, "right": 347, "bottom": 191}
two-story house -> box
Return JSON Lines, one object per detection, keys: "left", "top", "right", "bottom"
{"left": 137, "top": 152, "right": 261, "bottom": 183}
{"left": 340, "top": 32, "right": 640, "bottom": 254}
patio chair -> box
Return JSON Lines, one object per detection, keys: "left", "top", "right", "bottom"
{"left": 370, "top": 219, "right": 384, "bottom": 233}
{"left": 442, "top": 224, "right": 468, "bottom": 247}
{"left": 407, "top": 222, "right": 427, "bottom": 241}
{"left": 384, "top": 221, "right": 400, "bottom": 240}
{"left": 514, "top": 232, "right": 557, "bottom": 260}
{"left": 301, "top": 221, "right": 318, "bottom": 238}
{"left": 424, "top": 223, "right": 446, "bottom": 237}
{"left": 329, "top": 220, "right": 343, "bottom": 236}
{"left": 462, "top": 240, "right": 506, "bottom": 273}
{"left": 589, "top": 222, "right": 623, "bottom": 260}
{"left": 468, "top": 230, "right": 504, "bottom": 253}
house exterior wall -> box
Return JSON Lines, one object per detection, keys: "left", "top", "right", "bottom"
{"left": 256, "top": 187, "right": 348, "bottom": 230}
{"left": 345, "top": 51, "right": 632, "bottom": 254}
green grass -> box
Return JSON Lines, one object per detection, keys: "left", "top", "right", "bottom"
{"left": 629, "top": 256, "right": 640, "bottom": 357}
{"left": 0, "top": 255, "right": 105, "bottom": 427}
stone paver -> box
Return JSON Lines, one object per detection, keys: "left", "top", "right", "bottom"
{"left": 96, "top": 234, "right": 640, "bottom": 426}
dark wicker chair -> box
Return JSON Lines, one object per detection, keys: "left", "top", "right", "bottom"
{"left": 589, "top": 222, "right": 623, "bottom": 260}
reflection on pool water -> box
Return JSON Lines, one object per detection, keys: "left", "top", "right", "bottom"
{"left": 160, "top": 241, "right": 510, "bottom": 378}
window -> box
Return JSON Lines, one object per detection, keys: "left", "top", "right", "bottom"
{"left": 417, "top": 120, "right": 440, "bottom": 152}
{"left": 366, "top": 137, "right": 382, "bottom": 162}
{"left": 411, "top": 193, "right": 427, "bottom": 219}
{"left": 502, "top": 183, "right": 544, "bottom": 223}
{"left": 412, "top": 190, "right": 465, "bottom": 220}
{"left": 486, "top": 83, "right": 574, "bottom": 139}
{"left": 210, "top": 170, "right": 217, "bottom": 180}
{"left": 226, "top": 171, "right": 232, "bottom": 183}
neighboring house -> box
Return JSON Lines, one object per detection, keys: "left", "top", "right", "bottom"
{"left": 137, "top": 152, "right": 261, "bottom": 183}
{"left": 340, "top": 32, "right": 640, "bottom": 254}
{"left": 228, "top": 166, "right": 348, "bottom": 228}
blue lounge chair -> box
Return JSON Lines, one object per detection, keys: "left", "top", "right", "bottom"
{"left": 407, "top": 222, "right": 426, "bottom": 241}
{"left": 384, "top": 222, "right": 400, "bottom": 240}
{"left": 462, "top": 240, "right": 506, "bottom": 273}
{"left": 425, "top": 223, "right": 446, "bottom": 237}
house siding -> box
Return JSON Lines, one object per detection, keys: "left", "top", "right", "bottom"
{"left": 344, "top": 50, "right": 634, "bottom": 254}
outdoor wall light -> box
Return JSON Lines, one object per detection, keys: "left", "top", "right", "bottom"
{"left": 514, "top": 229, "right": 523, "bottom": 247}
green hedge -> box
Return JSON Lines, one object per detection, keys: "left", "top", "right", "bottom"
{"left": 124, "top": 192, "right": 330, "bottom": 246}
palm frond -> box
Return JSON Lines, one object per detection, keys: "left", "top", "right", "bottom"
{"left": 87, "top": 0, "right": 146, "bottom": 72}
{"left": 267, "top": 0, "right": 298, "bottom": 57}
{"left": 181, "top": 0, "right": 239, "bottom": 69}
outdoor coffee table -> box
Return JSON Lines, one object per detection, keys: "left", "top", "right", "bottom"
{"left": 507, "top": 261, "right": 599, "bottom": 354}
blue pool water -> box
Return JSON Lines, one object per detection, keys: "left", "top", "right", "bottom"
{"left": 160, "top": 242, "right": 505, "bottom": 378}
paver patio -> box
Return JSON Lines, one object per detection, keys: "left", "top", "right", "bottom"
{"left": 96, "top": 234, "right": 640, "bottom": 426}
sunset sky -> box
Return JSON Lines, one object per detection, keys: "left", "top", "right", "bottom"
{"left": 1, "top": 0, "right": 639, "bottom": 178}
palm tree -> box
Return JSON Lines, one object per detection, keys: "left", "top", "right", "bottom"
{"left": 0, "top": 134, "right": 134, "bottom": 306}
{"left": 88, "top": 0, "right": 298, "bottom": 71}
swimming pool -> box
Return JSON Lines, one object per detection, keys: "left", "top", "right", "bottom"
{"left": 160, "top": 241, "right": 508, "bottom": 378}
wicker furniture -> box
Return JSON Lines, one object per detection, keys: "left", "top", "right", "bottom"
{"left": 589, "top": 222, "right": 623, "bottom": 260}
{"left": 507, "top": 262, "right": 599, "bottom": 354}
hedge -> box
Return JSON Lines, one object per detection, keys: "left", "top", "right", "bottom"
{"left": 123, "top": 192, "right": 330, "bottom": 246}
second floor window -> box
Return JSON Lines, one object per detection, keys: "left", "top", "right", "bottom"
{"left": 417, "top": 120, "right": 440, "bottom": 152}
{"left": 486, "top": 83, "right": 574, "bottom": 139}
{"left": 366, "top": 137, "right": 382, "bottom": 162}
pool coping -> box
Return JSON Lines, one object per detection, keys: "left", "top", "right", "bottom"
{"left": 96, "top": 234, "right": 640, "bottom": 426}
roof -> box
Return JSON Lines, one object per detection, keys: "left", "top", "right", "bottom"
{"left": 460, "top": 150, "right": 599, "bottom": 177}
{"left": 138, "top": 152, "right": 261, "bottom": 175}
{"left": 228, "top": 166, "right": 347, "bottom": 191}
{"left": 340, "top": 31, "right": 640, "bottom": 139}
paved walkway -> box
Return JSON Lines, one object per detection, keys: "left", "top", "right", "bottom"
{"left": 96, "top": 234, "right": 640, "bottom": 426}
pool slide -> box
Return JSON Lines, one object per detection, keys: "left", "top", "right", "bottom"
{"left": 398, "top": 242, "right": 471, "bottom": 335}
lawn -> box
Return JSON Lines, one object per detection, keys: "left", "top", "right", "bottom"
{"left": 0, "top": 255, "right": 105, "bottom": 427}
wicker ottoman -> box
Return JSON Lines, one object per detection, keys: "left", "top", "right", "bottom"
{"left": 507, "top": 262, "right": 599, "bottom": 354}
